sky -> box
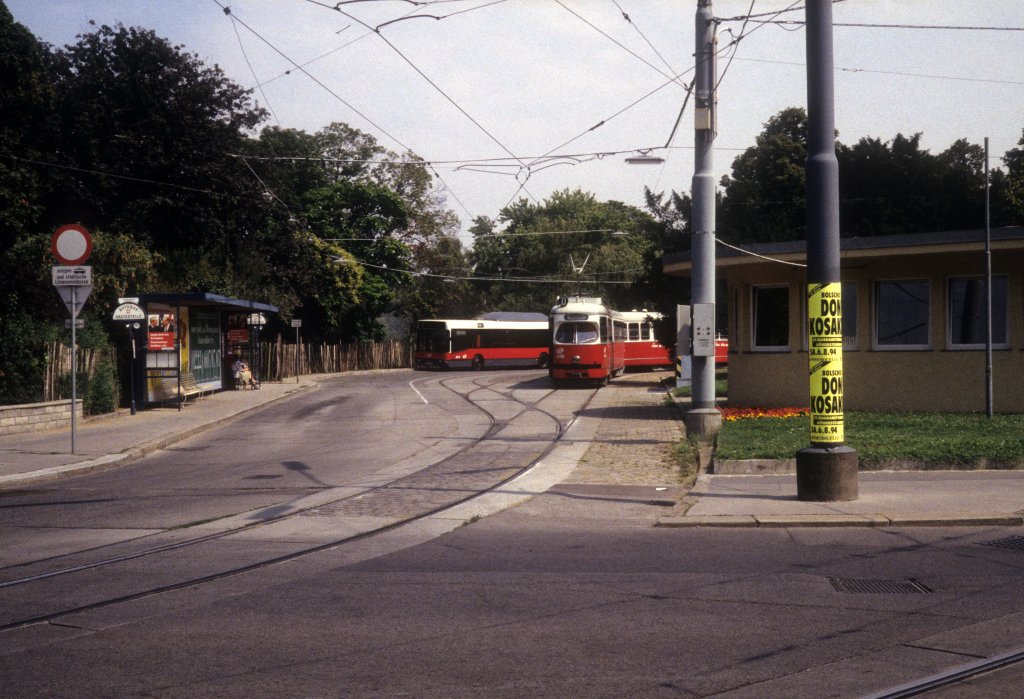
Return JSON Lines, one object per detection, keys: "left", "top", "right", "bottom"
{"left": 8, "top": 0, "right": 1024, "bottom": 243}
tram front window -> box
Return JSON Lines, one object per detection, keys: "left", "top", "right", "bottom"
{"left": 555, "top": 321, "right": 599, "bottom": 344}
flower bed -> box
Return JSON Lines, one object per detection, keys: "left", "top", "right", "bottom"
{"left": 721, "top": 406, "right": 809, "bottom": 421}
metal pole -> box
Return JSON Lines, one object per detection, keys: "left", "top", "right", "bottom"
{"left": 985, "top": 136, "right": 993, "bottom": 417}
{"left": 295, "top": 326, "right": 300, "bottom": 384}
{"left": 796, "top": 0, "right": 858, "bottom": 501}
{"left": 70, "top": 286, "right": 77, "bottom": 454}
{"left": 685, "top": 0, "right": 722, "bottom": 438}
{"left": 129, "top": 324, "right": 137, "bottom": 415}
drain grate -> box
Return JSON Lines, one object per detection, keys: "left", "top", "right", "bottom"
{"left": 828, "top": 577, "right": 932, "bottom": 594}
{"left": 981, "top": 535, "right": 1024, "bottom": 551}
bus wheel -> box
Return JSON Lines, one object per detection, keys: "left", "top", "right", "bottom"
{"left": 472, "top": 355, "right": 484, "bottom": 371}
{"left": 537, "top": 352, "right": 549, "bottom": 369}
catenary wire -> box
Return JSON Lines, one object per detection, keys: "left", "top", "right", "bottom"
{"left": 214, "top": 1, "right": 478, "bottom": 222}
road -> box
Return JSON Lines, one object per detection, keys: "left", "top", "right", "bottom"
{"left": 1, "top": 370, "right": 1023, "bottom": 697}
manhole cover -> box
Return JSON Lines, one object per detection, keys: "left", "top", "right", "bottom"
{"left": 828, "top": 577, "right": 932, "bottom": 594}
{"left": 981, "top": 535, "right": 1024, "bottom": 551}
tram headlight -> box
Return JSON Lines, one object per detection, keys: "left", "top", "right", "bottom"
{"left": 572, "top": 355, "right": 581, "bottom": 365}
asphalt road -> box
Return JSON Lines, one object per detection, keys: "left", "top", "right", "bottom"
{"left": 1, "top": 370, "right": 1022, "bottom": 698}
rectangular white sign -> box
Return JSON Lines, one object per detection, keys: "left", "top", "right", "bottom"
{"left": 52, "top": 266, "right": 92, "bottom": 286}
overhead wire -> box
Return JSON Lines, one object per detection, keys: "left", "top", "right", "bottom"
{"left": 340, "top": 257, "right": 637, "bottom": 284}
{"left": 214, "top": 0, "right": 478, "bottom": 224}
{"left": 226, "top": 9, "right": 280, "bottom": 126}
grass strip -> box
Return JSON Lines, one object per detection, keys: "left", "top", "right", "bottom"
{"left": 715, "top": 411, "right": 1024, "bottom": 469}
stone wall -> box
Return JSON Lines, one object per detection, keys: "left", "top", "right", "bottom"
{"left": 0, "top": 400, "right": 83, "bottom": 437}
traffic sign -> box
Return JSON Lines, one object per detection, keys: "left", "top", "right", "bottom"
{"left": 55, "top": 284, "right": 93, "bottom": 317}
{"left": 290, "top": 319, "right": 302, "bottom": 328}
{"left": 249, "top": 312, "right": 267, "bottom": 327}
{"left": 52, "top": 265, "right": 92, "bottom": 286}
{"left": 65, "top": 318, "right": 85, "bottom": 330}
{"left": 113, "top": 302, "right": 146, "bottom": 321}
{"left": 51, "top": 224, "right": 92, "bottom": 265}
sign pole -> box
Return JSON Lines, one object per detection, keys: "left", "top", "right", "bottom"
{"left": 295, "top": 325, "right": 300, "bottom": 384}
{"left": 70, "top": 286, "right": 78, "bottom": 454}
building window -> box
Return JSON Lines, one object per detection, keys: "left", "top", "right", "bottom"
{"left": 753, "top": 285, "right": 790, "bottom": 350}
{"left": 948, "top": 276, "right": 1008, "bottom": 348}
{"left": 875, "top": 280, "right": 930, "bottom": 349}
{"left": 842, "top": 281, "right": 858, "bottom": 350}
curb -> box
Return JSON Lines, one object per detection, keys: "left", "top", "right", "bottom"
{"left": 657, "top": 513, "right": 1024, "bottom": 528}
{"left": 0, "top": 382, "right": 317, "bottom": 489}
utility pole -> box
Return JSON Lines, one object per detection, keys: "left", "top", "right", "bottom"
{"left": 796, "top": 0, "right": 858, "bottom": 501}
{"left": 685, "top": 0, "right": 722, "bottom": 438}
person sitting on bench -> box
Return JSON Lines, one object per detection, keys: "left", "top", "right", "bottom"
{"left": 232, "top": 356, "right": 259, "bottom": 390}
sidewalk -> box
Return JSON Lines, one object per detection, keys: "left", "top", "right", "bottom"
{"left": 551, "top": 374, "right": 1024, "bottom": 529}
{"left": 0, "top": 376, "right": 317, "bottom": 488}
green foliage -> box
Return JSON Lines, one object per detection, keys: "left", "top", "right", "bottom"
{"left": 84, "top": 358, "right": 117, "bottom": 415}
{"left": 0, "top": 303, "right": 58, "bottom": 404}
{"left": 469, "top": 189, "right": 662, "bottom": 315}
{"left": 715, "top": 107, "right": 1014, "bottom": 244}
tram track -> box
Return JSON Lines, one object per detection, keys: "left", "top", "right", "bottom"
{"left": 0, "top": 371, "right": 596, "bottom": 633}
{"left": 862, "top": 643, "right": 1024, "bottom": 698}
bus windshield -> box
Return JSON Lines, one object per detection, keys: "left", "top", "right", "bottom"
{"left": 416, "top": 329, "right": 450, "bottom": 353}
{"left": 555, "top": 321, "right": 598, "bottom": 344}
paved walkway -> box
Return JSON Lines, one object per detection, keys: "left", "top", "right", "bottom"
{"left": 2, "top": 370, "right": 1022, "bottom": 529}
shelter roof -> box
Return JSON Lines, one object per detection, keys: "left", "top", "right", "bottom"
{"left": 137, "top": 293, "right": 278, "bottom": 314}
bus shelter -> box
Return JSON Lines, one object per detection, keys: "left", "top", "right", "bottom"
{"left": 133, "top": 293, "right": 278, "bottom": 407}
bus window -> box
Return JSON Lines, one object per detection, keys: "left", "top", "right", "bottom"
{"left": 452, "top": 329, "right": 477, "bottom": 352}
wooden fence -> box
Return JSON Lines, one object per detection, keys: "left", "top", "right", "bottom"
{"left": 40, "top": 339, "right": 412, "bottom": 399}
{"left": 43, "top": 341, "right": 115, "bottom": 402}
{"left": 258, "top": 337, "right": 412, "bottom": 381}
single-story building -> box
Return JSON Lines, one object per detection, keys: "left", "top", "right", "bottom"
{"left": 663, "top": 226, "right": 1024, "bottom": 412}
{"left": 131, "top": 293, "right": 277, "bottom": 407}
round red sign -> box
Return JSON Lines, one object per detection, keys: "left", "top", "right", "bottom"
{"left": 51, "top": 224, "right": 93, "bottom": 265}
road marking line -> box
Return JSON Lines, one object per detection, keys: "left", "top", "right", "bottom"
{"left": 408, "top": 379, "right": 429, "bottom": 405}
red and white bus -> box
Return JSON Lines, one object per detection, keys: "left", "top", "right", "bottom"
{"left": 414, "top": 316, "right": 550, "bottom": 370}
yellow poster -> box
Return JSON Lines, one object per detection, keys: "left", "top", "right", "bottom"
{"left": 808, "top": 282, "right": 844, "bottom": 444}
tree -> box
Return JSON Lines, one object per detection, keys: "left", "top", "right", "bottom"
{"left": 718, "top": 107, "right": 808, "bottom": 243}
{"left": 992, "top": 130, "right": 1024, "bottom": 227}
{"left": 40, "top": 23, "right": 268, "bottom": 280}
{"left": 0, "top": 4, "right": 49, "bottom": 249}
{"left": 469, "top": 189, "right": 661, "bottom": 315}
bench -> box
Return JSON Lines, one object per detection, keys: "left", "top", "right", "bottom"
{"left": 153, "top": 371, "right": 211, "bottom": 406}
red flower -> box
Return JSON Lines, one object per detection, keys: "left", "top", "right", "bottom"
{"left": 722, "top": 406, "right": 810, "bottom": 421}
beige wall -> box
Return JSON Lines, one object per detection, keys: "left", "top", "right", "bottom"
{"left": 725, "top": 245, "right": 1024, "bottom": 412}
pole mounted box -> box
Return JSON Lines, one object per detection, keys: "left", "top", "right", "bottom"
{"left": 691, "top": 303, "right": 715, "bottom": 357}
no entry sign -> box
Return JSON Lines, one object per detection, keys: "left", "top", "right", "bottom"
{"left": 51, "top": 224, "right": 92, "bottom": 265}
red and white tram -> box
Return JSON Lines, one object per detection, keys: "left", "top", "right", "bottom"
{"left": 548, "top": 298, "right": 670, "bottom": 385}
{"left": 616, "top": 309, "right": 675, "bottom": 370}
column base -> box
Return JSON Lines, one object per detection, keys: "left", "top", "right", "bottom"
{"left": 796, "top": 446, "right": 859, "bottom": 501}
